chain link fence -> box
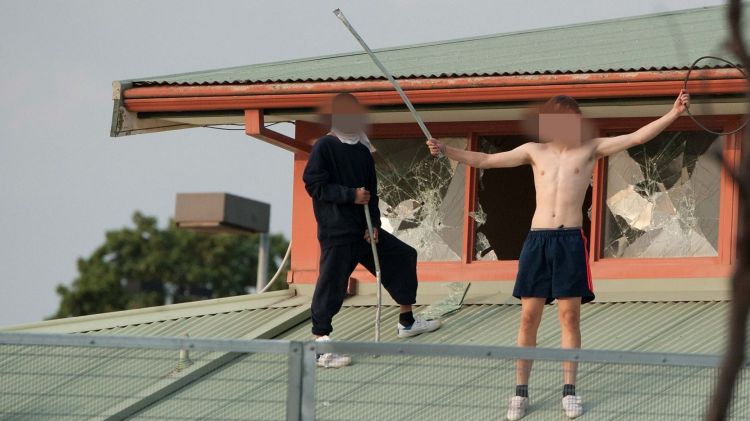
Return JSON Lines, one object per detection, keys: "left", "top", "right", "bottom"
{"left": 0, "top": 333, "right": 747, "bottom": 420}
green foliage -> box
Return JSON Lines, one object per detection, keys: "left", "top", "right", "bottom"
{"left": 53, "top": 212, "right": 289, "bottom": 319}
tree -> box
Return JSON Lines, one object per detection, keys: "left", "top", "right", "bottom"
{"left": 53, "top": 212, "right": 289, "bottom": 318}
{"left": 707, "top": 1, "right": 750, "bottom": 419}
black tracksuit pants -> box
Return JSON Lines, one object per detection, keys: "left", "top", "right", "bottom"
{"left": 311, "top": 230, "right": 418, "bottom": 336}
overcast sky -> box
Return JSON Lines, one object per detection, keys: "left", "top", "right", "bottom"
{"left": 0, "top": 0, "right": 726, "bottom": 327}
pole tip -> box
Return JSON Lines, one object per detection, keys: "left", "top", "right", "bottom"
{"left": 333, "top": 8, "right": 342, "bottom": 17}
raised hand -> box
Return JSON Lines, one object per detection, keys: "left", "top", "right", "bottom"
{"left": 426, "top": 138, "right": 444, "bottom": 157}
{"left": 673, "top": 89, "right": 690, "bottom": 115}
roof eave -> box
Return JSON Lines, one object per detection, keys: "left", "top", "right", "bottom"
{"left": 119, "top": 69, "right": 748, "bottom": 114}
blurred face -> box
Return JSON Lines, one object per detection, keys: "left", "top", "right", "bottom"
{"left": 538, "top": 112, "right": 583, "bottom": 146}
{"left": 330, "top": 96, "right": 369, "bottom": 134}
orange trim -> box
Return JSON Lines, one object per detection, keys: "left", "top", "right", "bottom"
{"left": 462, "top": 133, "right": 479, "bottom": 263}
{"left": 718, "top": 127, "right": 736, "bottom": 266}
{"left": 590, "top": 258, "right": 732, "bottom": 279}
{"left": 289, "top": 257, "right": 733, "bottom": 283}
{"left": 371, "top": 120, "right": 522, "bottom": 138}
{"left": 244, "top": 109, "right": 311, "bottom": 153}
{"left": 288, "top": 121, "right": 327, "bottom": 283}
{"left": 123, "top": 79, "right": 748, "bottom": 113}
{"left": 124, "top": 69, "right": 743, "bottom": 99}
{"left": 726, "top": 127, "right": 743, "bottom": 265}
{"left": 589, "top": 158, "right": 606, "bottom": 261}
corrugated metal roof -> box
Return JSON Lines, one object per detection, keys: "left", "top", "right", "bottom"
{"left": 2, "top": 301, "right": 744, "bottom": 420}
{"left": 274, "top": 301, "right": 731, "bottom": 353}
{"left": 129, "top": 6, "right": 745, "bottom": 86}
{"left": 0, "top": 306, "right": 306, "bottom": 420}
{"left": 0, "top": 343, "right": 175, "bottom": 420}
{"left": 82, "top": 306, "right": 303, "bottom": 338}
{"left": 128, "top": 302, "right": 742, "bottom": 420}
{"left": 272, "top": 303, "right": 743, "bottom": 420}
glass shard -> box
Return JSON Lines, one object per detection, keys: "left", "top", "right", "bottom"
{"left": 418, "top": 282, "right": 471, "bottom": 320}
{"left": 372, "top": 137, "right": 467, "bottom": 261}
{"left": 601, "top": 131, "right": 721, "bottom": 258}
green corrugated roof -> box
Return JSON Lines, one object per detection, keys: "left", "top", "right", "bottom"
{"left": 1, "top": 296, "right": 746, "bottom": 420}
{"left": 275, "top": 301, "right": 731, "bottom": 353}
{"left": 129, "top": 6, "right": 745, "bottom": 86}
{"left": 0, "top": 306, "right": 304, "bottom": 420}
{"left": 128, "top": 302, "right": 742, "bottom": 420}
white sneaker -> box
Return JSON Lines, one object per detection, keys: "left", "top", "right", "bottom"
{"left": 315, "top": 336, "right": 351, "bottom": 368}
{"left": 506, "top": 396, "right": 529, "bottom": 421}
{"left": 562, "top": 395, "right": 583, "bottom": 418}
{"left": 397, "top": 317, "right": 442, "bottom": 338}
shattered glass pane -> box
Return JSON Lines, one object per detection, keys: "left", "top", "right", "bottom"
{"left": 418, "top": 282, "right": 470, "bottom": 320}
{"left": 473, "top": 136, "right": 591, "bottom": 261}
{"left": 602, "top": 131, "right": 722, "bottom": 258}
{"left": 371, "top": 137, "right": 467, "bottom": 261}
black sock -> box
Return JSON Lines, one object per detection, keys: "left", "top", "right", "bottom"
{"left": 399, "top": 311, "right": 415, "bottom": 327}
{"left": 563, "top": 384, "right": 575, "bottom": 397}
{"left": 515, "top": 384, "right": 529, "bottom": 398}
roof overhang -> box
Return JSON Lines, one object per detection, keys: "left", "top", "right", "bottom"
{"left": 111, "top": 69, "right": 748, "bottom": 141}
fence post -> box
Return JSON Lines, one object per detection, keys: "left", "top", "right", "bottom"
{"left": 286, "top": 342, "right": 304, "bottom": 421}
{"left": 300, "top": 342, "right": 317, "bottom": 421}
{"left": 287, "top": 341, "right": 317, "bottom": 421}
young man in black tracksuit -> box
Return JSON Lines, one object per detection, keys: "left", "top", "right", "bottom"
{"left": 303, "top": 93, "right": 441, "bottom": 367}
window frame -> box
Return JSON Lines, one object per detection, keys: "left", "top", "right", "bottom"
{"left": 588, "top": 116, "right": 740, "bottom": 278}
{"left": 369, "top": 116, "right": 740, "bottom": 280}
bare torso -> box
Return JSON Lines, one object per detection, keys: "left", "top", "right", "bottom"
{"left": 526, "top": 140, "right": 597, "bottom": 229}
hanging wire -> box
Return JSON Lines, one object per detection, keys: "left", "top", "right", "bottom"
{"left": 258, "top": 241, "right": 292, "bottom": 294}
{"left": 683, "top": 55, "right": 750, "bottom": 136}
{"left": 202, "top": 121, "right": 294, "bottom": 131}
{"left": 203, "top": 125, "right": 246, "bottom": 131}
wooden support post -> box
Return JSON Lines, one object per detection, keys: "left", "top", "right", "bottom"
{"left": 244, "top": 109, "right": 311, "bottom": 154}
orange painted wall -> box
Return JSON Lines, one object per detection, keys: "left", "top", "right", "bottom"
{"left": 287, "top": 117, "right": 741, "bottom": 285}
{"left": 288, "top": 121, "right": 327, "bottom": 283}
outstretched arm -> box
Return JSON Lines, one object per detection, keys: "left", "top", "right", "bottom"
{"left": 426, "top": 139, "right": 532, "bottom": 169}
{"left": 594, "top": 90, "right": 690, "bottom": 158}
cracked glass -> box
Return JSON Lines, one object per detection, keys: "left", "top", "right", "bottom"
{"left": 601, "top": 131, "right": 722, "bottom": 258}
{"left": 472, "top": 136, "right": 592, "bottom": 261}
{"left": 371, "top": 137, "right": 467, "bottom": 261}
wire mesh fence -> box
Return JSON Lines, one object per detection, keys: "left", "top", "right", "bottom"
{"left": 312, "top": 342, "right": 750, "bottom": 421}
{"left": 0, "top": 334, "right": 296, "bottom": 421}
{"left": 313, "top": 351, "right": 748, "bottom": 420}
{"left": 0, "top": 333, "right": 748, "bottom": 421}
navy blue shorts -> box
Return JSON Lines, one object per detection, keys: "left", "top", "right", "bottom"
{"left": 513, "top": 227, "right": 595, "bottom": 304}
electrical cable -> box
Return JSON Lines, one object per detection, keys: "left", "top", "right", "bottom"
{"left": 683, "top": 56, "right": 749, "bottom": 136}
{"left": 258, "top": 241, "right": 292, "bottom": 294}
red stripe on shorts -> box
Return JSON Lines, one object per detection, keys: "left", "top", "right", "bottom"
{"left": 580, "top": 229, "right": 593, "bottom": 292}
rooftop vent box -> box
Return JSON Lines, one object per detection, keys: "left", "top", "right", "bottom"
{"left": 174, "top": 193, "right": 270, "bottom": 234}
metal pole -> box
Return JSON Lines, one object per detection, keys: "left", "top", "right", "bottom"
{"left": 333, "top": 8, "right": 433, "bottom": 142}
{"left": 300, "top": 341, "right": 318, "bottom": 421}
{"left": 256, "top": 232, "right": 270, "bottom": 292}
{"left": 363, "top": 205, "right": 382, "bottom": 342}
{"left": 286, "top": 342, "right": 304, "bottom": 421}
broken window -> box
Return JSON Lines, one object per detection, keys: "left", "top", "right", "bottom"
{"left": 371, "top": 137, "right": 467, "bottom": 261}
{"left": 472, "top": 136, "right": 592, "bottom": 261}
{"left": 601, "top": 131, "right": 722, "bottom": 258}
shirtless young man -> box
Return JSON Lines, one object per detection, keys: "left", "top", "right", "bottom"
{"left": 426, "top": 90, "right": 690, "bottom": 420}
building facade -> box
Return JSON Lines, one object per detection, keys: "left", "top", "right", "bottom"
{"left": 111, "top": 6, "right": 746, "bottom": 294}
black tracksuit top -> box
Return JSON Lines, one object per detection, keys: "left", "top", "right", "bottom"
{"left": 302, "top": 135, "right": 381, "bottom": 248}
